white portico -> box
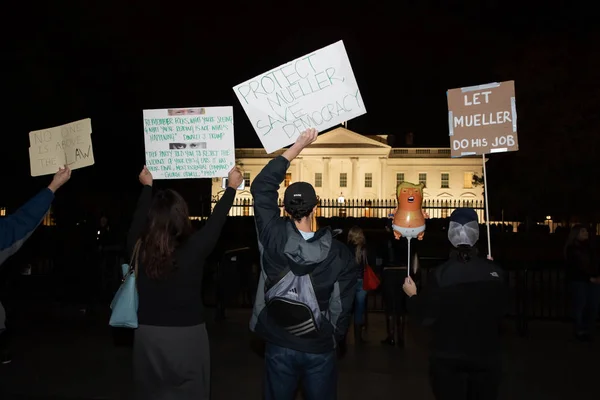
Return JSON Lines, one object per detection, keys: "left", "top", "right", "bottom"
{"left": 211, "top": 128, "right": 484, "bottom": 206}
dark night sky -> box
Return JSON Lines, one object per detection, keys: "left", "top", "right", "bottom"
{"left": 1, "top": 2, "right": 598, "bottom": 221}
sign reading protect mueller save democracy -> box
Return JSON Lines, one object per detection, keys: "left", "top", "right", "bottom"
{"left": 447, "top": 81, "right": 518, "bottom": 157}
{"left": 233, "top": 40, "right": 366, "bottom": 154}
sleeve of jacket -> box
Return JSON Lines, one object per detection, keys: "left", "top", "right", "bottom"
{"left": 250, "top": 155, "right": 289, "bottom": 241}
{"left": 333, "top": 251, "right": 358, "bottom": 341}
{"left": 187, "top": 187, "right": 236, "bottom": 259}
{"left": 0, "top": 188, "right": 54, "bottom": 266}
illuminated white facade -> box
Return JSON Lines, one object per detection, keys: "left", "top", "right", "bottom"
{"left": 211, "top": 127, "right": 484, "bottom": 205}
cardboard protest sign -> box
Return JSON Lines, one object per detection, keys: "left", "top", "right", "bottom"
{"left": 143, "top": 106, "right": 235, "bottom": 180}
{"left": 233, "top": 40, "right": 366, "bottom": 154}
{"left": 447, "top": 81, "right": 518, "bottom": 157}
{"left": 28, "top": 118, "right": 94, "bottom": 177}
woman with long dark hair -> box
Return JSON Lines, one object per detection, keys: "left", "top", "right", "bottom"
{"left": 564, "top": 224, "right": 600, "bottom": 341}
{"left": 129, "top": 165, "right": 242, "bottom": 399}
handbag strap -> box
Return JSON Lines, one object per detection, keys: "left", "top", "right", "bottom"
{"left": 130, "top": 240, "right": 142, "bottom": 278}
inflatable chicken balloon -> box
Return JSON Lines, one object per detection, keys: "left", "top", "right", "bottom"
{"left": 392, "top": 181, "right": 427, "bottom": 241}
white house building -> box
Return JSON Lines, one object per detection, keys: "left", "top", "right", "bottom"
{"left": 211, "top": 128, "right": 485, "bottom": 218}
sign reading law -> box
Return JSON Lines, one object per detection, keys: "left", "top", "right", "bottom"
{"left": 447, "top": 81, "right": 518, "bottom": 157}
{"left": 28, "top": 118, "right": 94, "bottom": 177}
{"left": 234, "top": 40, "right": 366, "bottom": 154}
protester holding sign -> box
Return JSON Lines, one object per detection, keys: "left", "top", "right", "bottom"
{"left": 128, "top": 165, "right": 242, "bottom": 399}
{"left": 249, "top": 128, "right": 357, "bottom": 400}
{"left": 0, "top": 166, "right": 71, "bottom": 364}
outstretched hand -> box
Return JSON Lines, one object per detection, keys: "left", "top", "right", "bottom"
{"left": 283, "top": 128, "right": 318, "bottom": 162}
{"left": 139, "top": 166, "right": 153, "bottom": 186}
{"left": 403, "top": 276, "right": 417, "bottom": 297}
{"left": 48, "top": 165, "right": 71, "bottom": 193}
{"left": 227, "top": 166, "right": 243, "bottom": 189}
{"left": 294, "top": 128, "right": 318, "bottom": 149}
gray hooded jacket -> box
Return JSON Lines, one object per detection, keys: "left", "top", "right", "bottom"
{"left": 250, "top": 156, "right": 357, "bottom": 354}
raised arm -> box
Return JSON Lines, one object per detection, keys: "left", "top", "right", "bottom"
{"left": 0, "top": 166, "right": 70, "bottom": 266}
{"left": 250, "top": 156, "right": 289, "bottom": 236}
{"left": 188, "top": 167, "right": 242, "bottom": 258}
{"left": 126, "top": 166, "right": 153, "bottom": 259}
{"left": 251, "top": 128, "right": 318, "bottom": 236}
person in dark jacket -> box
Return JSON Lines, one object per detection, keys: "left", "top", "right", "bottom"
{"left": 130, "top": 165, "right": 242, "bottom": 399}
{"left": 564, "top": 224, "right": 600, "bottom": 341}
{"left": 0, "top": 166, "right": 71, "bottom": 364}
{"left": 381, "top": 220, "right": 420, "bottom": 348}
{"left": 403, "top": 208, "right": 507, "bottom": 400}
{"left": 250, "top": 128, "right": 357, "bottom": 400}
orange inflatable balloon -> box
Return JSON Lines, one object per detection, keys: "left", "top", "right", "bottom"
{"left": 392, "top": 181, "right": 426, "bottom": 240}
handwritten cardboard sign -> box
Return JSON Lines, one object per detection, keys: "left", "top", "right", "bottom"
{"left": 447, "top": 81, "right": 518, "bottom": 157}
{"left": 233, "top": 40, "right": 366, "bottom": 154}
{"left": 28, "top": 118, "right": 94, "bottom": 177}
{"left": 142, "top": 106, "right": 235, "bottom": 180}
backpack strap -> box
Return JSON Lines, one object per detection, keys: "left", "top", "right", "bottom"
{"left": 265, "top": 266, "right": 291, "bottom": 290}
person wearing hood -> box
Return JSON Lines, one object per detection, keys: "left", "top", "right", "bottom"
{"left": 250, "top": 128, "right": 357, "bottom": 400}
{"left": 403, "top": 208, "right": 507, "bottom": 400}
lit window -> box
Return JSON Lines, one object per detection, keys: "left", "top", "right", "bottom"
{"left": 464, "top": 172, "right": 474, "bottom": 189}
{"left": 441, "top": 173, "right": 449, "bottom": 188}
{"left": 340, "top": 173, "right": 347, "bottom": 187}
{"left": 418, "top": 173, "right": 427, "bottom": 187}
{"left": 364, "top": 173, "right": 373, "bottom": 188}
{"left": 315, "top": 173, "right": 322, "bottom": 188}
{"left": 396, "top": 173, "right": 405, "bottom": 187}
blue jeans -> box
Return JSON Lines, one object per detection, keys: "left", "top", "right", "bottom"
{"left": 354, "top": 279, "right": 368, "bottom": 325}
{"left": 264, "top": 343, "right": 337, "bottom": 400}
{"left": 571, "top": 281, "right": 600, "bottom": 334}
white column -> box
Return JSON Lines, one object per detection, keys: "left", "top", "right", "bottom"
{"left": 379, "top": 157, "right": 386, "bottom": 199}
{"left": 323, "top": 157, "right": 331, "bottom": 199}
{"left": 351, "top": 157, "right": 359, "bottom": 199}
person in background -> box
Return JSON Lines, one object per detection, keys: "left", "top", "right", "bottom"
{"left": 130, "top": 165, "right": 242, "bottom": 399}
{"left": 250, "top": 129, "right": 357, "bottom": 400}
{"left": 564, "top": 224, "right": 600, "bottom": 341}
{"left": 403, "top": 208, "right": 507, "bottom": 400}
{"left": 346, "top": 225, "right": 371, "bottom": 344}
{"left": 0, "top": 166, "right": 71, "bottom": 365}
{"left": 380, "top": 219, "right": 420, "bottom": 347}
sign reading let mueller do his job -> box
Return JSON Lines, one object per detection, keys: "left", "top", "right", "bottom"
{"left": 234, "top": 40, "right": 366, "bottom": 154}
{"left": 447, "top": 80, "right": 518, "bottom": 157}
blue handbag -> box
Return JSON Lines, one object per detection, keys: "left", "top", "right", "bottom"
{"left": 109, "top": 241, "right": 141, "bottom": 328}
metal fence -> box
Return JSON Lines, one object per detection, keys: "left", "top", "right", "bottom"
{"left": 208, "top": 253, "right": 591, "bottom": 337}
{"left": 218, "top": 198, "right": 486, "bottom": 221}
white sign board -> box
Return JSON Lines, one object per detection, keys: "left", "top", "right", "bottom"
{"left": 28, "top": 118, "right": 94, "bottom": 177}
{"left": 142, "top": 107, "right": 235, "bottom": 180}
{"left": 233, "top": 40, "right": 366, "bottom": 153}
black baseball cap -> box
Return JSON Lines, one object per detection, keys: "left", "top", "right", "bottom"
{"left": 284, "top": 182, "right": 318, "bottom": 210}
{"left": 450, "top": 208, "right": 479, "bottom": 225}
